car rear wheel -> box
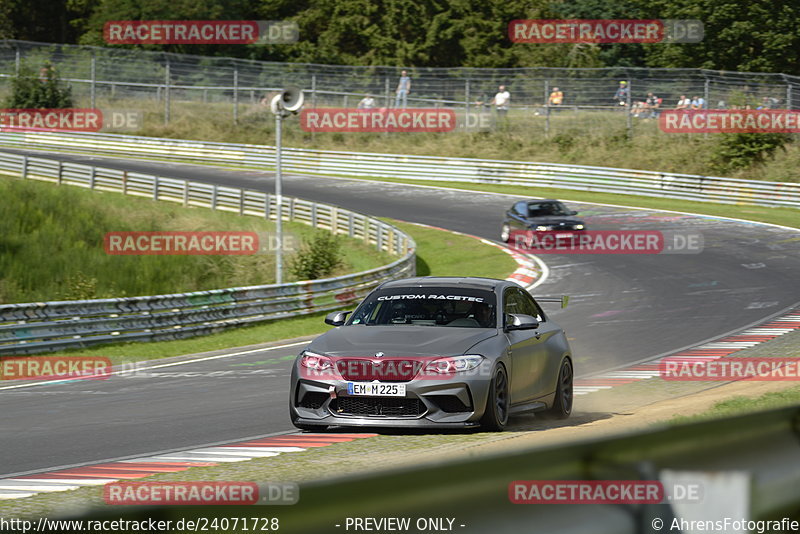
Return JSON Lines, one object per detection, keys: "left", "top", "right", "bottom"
{"left": 481, "top": 365, "right": 509, "bottom": 430}
{"left": 546, "top": 358, "right": 573, "bottom": 419}
{"left": 500, "top": 224, "right": 511, "bottom": 243}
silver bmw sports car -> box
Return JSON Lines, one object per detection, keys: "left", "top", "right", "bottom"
{"left": 289, "top": 277, "right": 573, "bottom": 431}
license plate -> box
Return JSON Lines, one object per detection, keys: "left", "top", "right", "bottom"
{"left": 347, "top": 382, "right": 406, "bottom": 397}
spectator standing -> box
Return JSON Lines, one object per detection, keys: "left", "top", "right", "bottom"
{"left": 491, "top": 85, "right": 511, "bottom": 119}
{"left": 614, "top": 81, "right": 629, "bottom": 107}
{"left": 676, "top": 95, "right": 691, "bottom": 109}
{"left": 548, "top": 87, "right": 563, "bottom": 106}
{"left": 395, "top": 70, "right": 411, "bottom": 109}
{"left": 690, "top": 95, "right": 706, "bottom": 109}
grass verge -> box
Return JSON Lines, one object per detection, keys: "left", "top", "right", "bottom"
{"left": 0, "top": 175, "right": 391, "bottom": 303}
{"left": 92, "top": 98, "right": 800, "bottom": 182}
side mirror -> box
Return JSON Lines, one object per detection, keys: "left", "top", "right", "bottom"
{"left": 569, "top": 210, "right": 578, "bottom": 216}
{"left": 324, "top": 311, "right": 351, "bottom": 326}
{"left": 505, "top": 313, "right": 540, "bottom": 331}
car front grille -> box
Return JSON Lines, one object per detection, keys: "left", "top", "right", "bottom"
{"left": 336, "top": 358, "right": 424, "bottom": 382}
{"left": 332, "top": 397, "right": 425, "bottom": 417}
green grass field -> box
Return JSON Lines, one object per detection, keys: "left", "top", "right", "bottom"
{"left": 0, "top": 176, "right": 393, "bottom": 304}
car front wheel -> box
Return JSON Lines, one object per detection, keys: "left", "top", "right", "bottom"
{"left": 546, "top": 358, "right": 573, "bottom": 419}
{"left": 481, "top": 365, "right": 510, "bottom": 430}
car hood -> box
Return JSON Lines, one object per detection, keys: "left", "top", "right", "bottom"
{"left": 308, "top": 326, "right": 497, "bottom": 357}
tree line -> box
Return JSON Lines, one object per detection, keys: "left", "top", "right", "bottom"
{"left": 1, "top": 0, "right": 798, "bottom": 75}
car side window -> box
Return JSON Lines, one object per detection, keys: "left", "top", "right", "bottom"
{"left": 503, "top": 288, "right": 522, "bottom": 324}
{"left": 513, "top": 201, "right": 526, "bottom": 216}
{"left": 518, "top": 289, "right": 545, "bottom": 321}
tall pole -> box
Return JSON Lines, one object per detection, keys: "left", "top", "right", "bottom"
{"left": 275, "top": 111, "right": 284, "bottom": 284}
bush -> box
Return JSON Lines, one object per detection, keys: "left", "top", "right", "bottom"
{"left": 709, "top": 133, "right": 791, "bottom": 173}
{"left": 288, "top": 231, "right": 344, "bottom": 280}
{"left": 4, "top": 63, "right": 73, "bottom": 108}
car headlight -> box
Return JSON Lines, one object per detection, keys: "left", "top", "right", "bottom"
{"left": 535, "top": 225, "right": 550, "bottom": 231}
{"left": 300, "top": 350, "right": 333, "bottom": 371}
{"left": 424, "top": 354, "right": 485, "bottom": 374}
{"left": 574, "top": 224, "right": 585, "bottom": 230}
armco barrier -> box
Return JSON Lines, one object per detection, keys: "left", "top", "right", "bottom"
{"left": 0, "top": 151, "right": 415, "bottom": 355}
{"left": 0, "top": 130, "right": 798, "bottom": 208}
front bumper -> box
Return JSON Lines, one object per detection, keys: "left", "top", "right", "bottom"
{"left": 289, "top": 371, "right": 492, "bottom": 428}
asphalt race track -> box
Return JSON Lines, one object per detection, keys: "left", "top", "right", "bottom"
{"left": 1, "top": 149, "right": 798, "bottom": 477}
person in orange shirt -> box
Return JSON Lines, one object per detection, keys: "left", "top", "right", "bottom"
{"left": 548, "top": 87, "right": 563, "bottom": 106}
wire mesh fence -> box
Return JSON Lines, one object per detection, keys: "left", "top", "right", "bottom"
{"left": 1, "top": 39, "right": 799, "bottom": 136}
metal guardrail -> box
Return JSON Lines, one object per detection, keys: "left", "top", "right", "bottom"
{"left": 0, "top": 151, "right": 415, "bottom": 355}
{"left": 1, "top": 130, "right": 798, "bottom": 208}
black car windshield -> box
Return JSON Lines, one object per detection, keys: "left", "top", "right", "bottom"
{"left": 528, "top": 201, "right": 570, "bottom": 217}
{"left": 347, "top": 287, "right": 497, "bottom": 328}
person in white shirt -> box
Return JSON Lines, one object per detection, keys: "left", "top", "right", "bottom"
{"left": 491, "top": 85, "right": 510, "bottom": 119}
{"left": 676, "top": 95, "right": 691, "bottom": 110}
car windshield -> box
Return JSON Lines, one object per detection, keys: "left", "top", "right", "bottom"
{"left": 528, "top": 201, "right": 569, "bottom": 217}
{"left": 347, "top": 287, "right": 497, "bottom": 328}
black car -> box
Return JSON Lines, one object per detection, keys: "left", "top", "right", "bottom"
{"left": 289, "top": 277, "right": 573, "bottom": 431}
{"left": 501, "top": 199, "right": 586, "bottom": 243}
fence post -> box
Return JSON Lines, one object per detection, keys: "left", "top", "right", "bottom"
{"left": 544, "top": 80, "right": 550, "bottom": 136}
{"left": 385, "top": 76, "right": 390, "bottom": 107}
{"left": 89, "top": 167, "right": 96, "bottom": 189}
{"left": 465, "top": 79, "right": 470, "bottom": 116}
{"left": 122, "top": 170, "right": 127, "bottom": 194}
{"left": 164, "top": 57, "right": 171, "bottom": 125}
{"left": 57, "top": 161, "right": 63, "bottom": 185}
{"left": 183, "top": 180, "right": 189, "bottom": 206}
{"left": 787, "top": 83, "right": 793, "bottom": 109}
{"left": 626, "top": 79, "right": 632, "bottom": 139}
{"left": 311, "top": 74, "right": 316, "bottom": 140}
{"left": 14, "top": 47, "right": 20, "bottom": 75}
{"left": 21, "top": 156, "right": 27, "bottom": 179}
{"left": 704, "top": 74, "right": 710, "bottom": 140}
{"left": 239, "top": 188, "right": 245, "bottom": 215}
{"left": 90, "top": 52, "right": 96, "bottom": 109}
{"left": 233, "top": 65, "right": 239, "bottom": 125}
{"left": 211, "top": 184, "right": 217, "bottom": 210}
{"left": 153, "top": 176, "right": 159, "bottom": 201}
